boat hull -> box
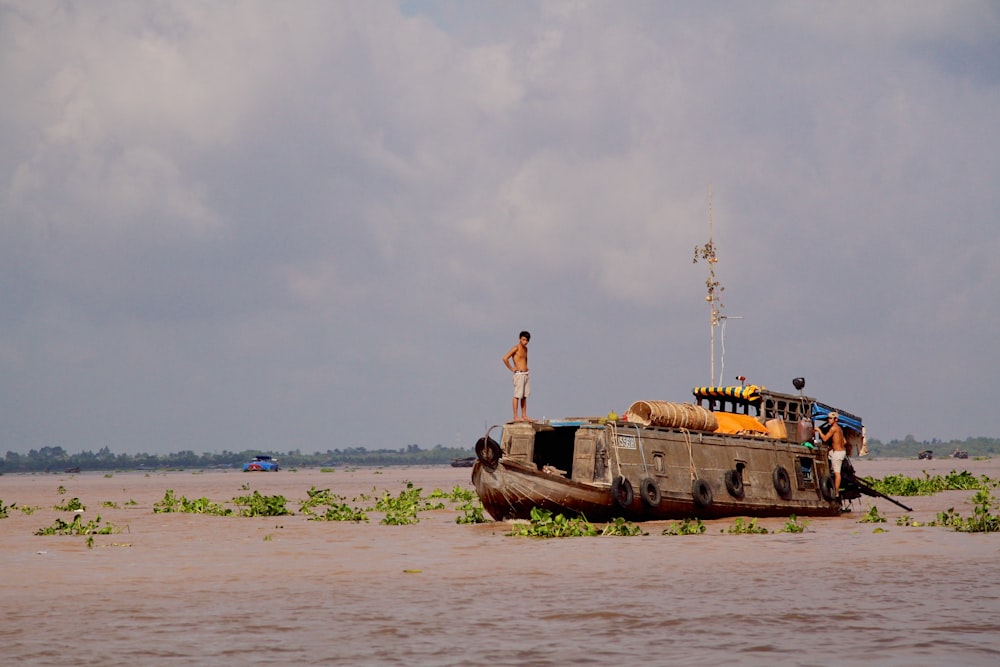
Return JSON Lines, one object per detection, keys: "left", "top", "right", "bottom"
{"left": 473, "top": 459, "right": 618, "bottom": 521}
{"left": 473, "top": 419, "right": 841, "bottom": 522}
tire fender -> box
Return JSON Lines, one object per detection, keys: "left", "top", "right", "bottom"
{"left": 692, "top": 478, "right": 713, "bottom": 508}
{"left": 640, "top": 477, "right": 661, "bottom": 507}
{"left": 612, "top": 476, "right": 634, "bottom": 509}
{"left": 724, "top": 469, "right": 744, "bottom": 498}
{"left": 773, "top": 466, "right": 792, "bottom": 497}
{"left": 820, "top": 474, "right": 838, "bottom": 502}
{"left": 475, "top": 436, "right": 501, "bottom": 468}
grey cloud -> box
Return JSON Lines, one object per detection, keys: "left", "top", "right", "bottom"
{"left": 2, "top": 1, "right": 998, "bottom": 455}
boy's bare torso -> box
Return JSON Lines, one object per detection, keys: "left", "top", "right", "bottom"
{"left": 505, "top": 343, "right": 528, "bottom": 372}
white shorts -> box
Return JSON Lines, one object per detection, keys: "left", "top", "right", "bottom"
{"left": 513, "top": 371, "right": 530, "bottom": 399}
{"left": 829, "top": 449, "right": 847, "bottom": 474}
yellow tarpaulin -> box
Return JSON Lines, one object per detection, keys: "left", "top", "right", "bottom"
{"left": 713, "top": 412, "right": 769, "bottom": 435}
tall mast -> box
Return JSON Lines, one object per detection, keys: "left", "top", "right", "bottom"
{"left": 693, "top": 184, "right": 723, "bottom": 386}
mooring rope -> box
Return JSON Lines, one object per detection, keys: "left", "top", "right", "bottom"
{"left": 681, "top": 428, "right": 697, "bottom": 481}
{"left": 632, "top": 425, "right": 648, "bottom": 476}
{"left": 608, "top": 421, "right": 623, "bottom": 482}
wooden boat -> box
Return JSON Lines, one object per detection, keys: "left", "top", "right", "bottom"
{"left": 450, "top": 456, "right": 476, "bottom": 468}
{"left": 473, "top": 382, "right": 874, "bottom": 522}
{"left": 242, "top": 455, "right": 280, "bottom": 472}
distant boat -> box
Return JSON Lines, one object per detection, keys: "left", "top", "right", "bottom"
{"left": 243, "top": 455, "right": 280, "bottom": 472}
{"left": 951, "top": 450, "right": 969, "bottom": 459}
{"left": 64, "top": 467, "right": 81, "bottom": 474}
{"left": 918, "top": 450, "right": 933, "bottom": 460}
{"left": 450, "top": 456, "right": 475, "bottom": 468}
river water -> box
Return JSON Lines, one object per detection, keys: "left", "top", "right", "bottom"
{"left": 2, "top": 458, "right": 998, "bottom": 666}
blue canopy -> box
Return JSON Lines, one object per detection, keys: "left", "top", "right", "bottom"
{"left": 812, "top": 403, "right": 862, "bottom": 434}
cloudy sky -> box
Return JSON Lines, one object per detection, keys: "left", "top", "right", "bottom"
{"left": 2, "top": 1, "right": 998, "bottom": 456}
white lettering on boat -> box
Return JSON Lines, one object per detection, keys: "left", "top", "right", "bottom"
{"left": 616, "top": 435, "right": 637, "bottom": 450}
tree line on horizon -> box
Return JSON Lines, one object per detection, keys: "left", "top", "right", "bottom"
{"left": 2, "top": 436, "right": 996, "bottom": 474}
{"left": 0, "top": 443, "right": 475, "bottom": 474}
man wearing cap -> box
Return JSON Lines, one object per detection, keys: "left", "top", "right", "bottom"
{"left": 817, "top": 412, "right": 847, "bottom": 498}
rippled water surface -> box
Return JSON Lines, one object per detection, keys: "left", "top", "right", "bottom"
{"left": 2, "top": 459, "right": 999, "bottom": 666}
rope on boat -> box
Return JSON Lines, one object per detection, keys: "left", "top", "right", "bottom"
{"left": 608, "top": 421, "right": 623, "bottom": 482}
{"left": 632, "top": 425, "right": 649, "bottom": 476}
{"left": 681, "top": 428, "right": 697, "bottom": 481}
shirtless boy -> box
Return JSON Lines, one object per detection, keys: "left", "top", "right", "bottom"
{"left": 502, "top": 331, "right": 531, "bottom": 421}
{"left": 818, "top": 412, "right": 847, "bottom": 498}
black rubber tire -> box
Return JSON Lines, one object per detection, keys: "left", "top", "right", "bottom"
{"left": 773, "top": 466, "right": 792, "bottom": 497}
{"left": 820, "top": 474, "right": 838, "bottom": 502}
{"left": 724, "top": 469, "right": 744, "bottom": 498}
{"left": 692, "top": 478, "right": 713, "bottom": 508}
{"left": 475, "top": 436, "right": 501, "bottom": 468}
{"left": 612, "top": 476, "right": 634, "bottom": 509}
{"left": 640, "top": 478, "right": 661, "bottom": 507}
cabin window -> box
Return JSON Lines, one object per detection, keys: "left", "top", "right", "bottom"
{"left": 763, "top": 398, "right": 809, "bottom": 424}
{"left": 653, "top": 452, "right": 665, "bottom": 474}
{"left": 796, "top": 456, "right": 816, "bottom": 489}
{"left": 533, "top": 426, "right": 577, "bottom": 475}
{"left": 700, "top": 397, "right": 756, "bottom": 416}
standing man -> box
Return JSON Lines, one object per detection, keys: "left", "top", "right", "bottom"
{"left": 818, "top": 411, "right": 847, "bottom": 497}
{"left": 503, "top": 331, "right": 531, "bottom": 421}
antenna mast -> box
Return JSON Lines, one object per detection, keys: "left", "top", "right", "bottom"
{"left": 693, "top": 184, "right": 724, "bottom": 385}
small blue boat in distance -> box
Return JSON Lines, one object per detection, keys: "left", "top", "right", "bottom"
{"left": 243, "top": 455, "right": 280, "bottom": 472}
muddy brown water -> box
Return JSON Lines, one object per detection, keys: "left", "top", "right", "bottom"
{"left": 2, "top": 458, "right": 999, "bottom": 666}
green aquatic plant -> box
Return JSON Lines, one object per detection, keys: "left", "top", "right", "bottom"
{"left": 181, "top": 497, "right": 232, "bottom": 515}
{"left": 508, "top": 507, "right": 599, "bottom": 537}
{"left": 726, "top": 517, "right": 768, "bottom": 534}
{"left": 54, "top": 497, "right": 85, "bottom": 512}
{"left": 508, "top": 507, "right": 648, "bottom": 537}
{"left": 430, "top": 486, "right": 477, "bottom": 503}
{"left": 299, "top": 487, "right": 369, "bottom": 522}
{"left": 154, "top": 489, "right": 181, "bottom": 512}
{"left": 962, "top": 490, "right": 1000, "bottom": 532}
{"left": 232, "top": 491, "right": 291, "bottom": 517}
{"left": 600, "top": 517, "right": 647, "bottom": 536}
{"left": 153, "top": 489, "right": 232, "bottom": 515}
{"left": 374, "top": 482, "right": 446, "bottom": 525}
{"left": 424, "top": 485, "right": 487, "bottom": 523}
{"left": 318, "top": 503, "right": 369, "bottom": 522}
{"left": 778, "top": 515, "right": 810, "bottom": 533}
{"left": 299, "top": 486, "right": 338, "bottom": 514}
{"left": 0, "top": 498, "right": 15, "bottom": 518}
{"left": 35, "top": 514, "right": 118, "bottom": 536}
{"left": 57, "top": 485, "right": 66, "bottom": 495}
{"left": 661, "top": 518, "right": 706, "bottom": 535}
{"left": 932, "top": 490, "right": 1000, "bottom": 532}
{"left": 858, "top": 506, "right": 887, "bottom": 523}
{"left": 455, "top": 501, "right": 486, "bottom": 524}
{"left": 895, "top": 515, "right": 925, "bottom": 527}
{"left": 864, "top": 470, "right": 997, "bottom": 496}
{"left": 932, "top": 507, "right": 962, "bottom": 528}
